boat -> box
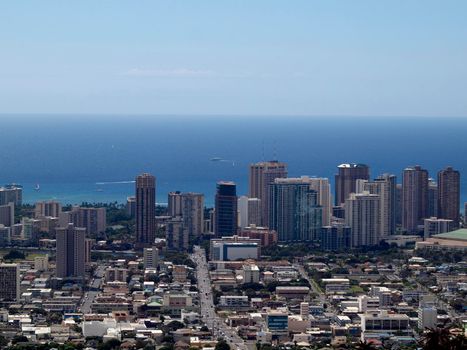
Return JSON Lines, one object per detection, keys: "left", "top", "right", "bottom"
{"left": 34, "top": 184, "right": 40, "bottom": 191}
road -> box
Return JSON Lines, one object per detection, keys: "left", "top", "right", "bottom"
{"left": 192, "top": 246, "right": 248, "bottom": 350}
{"left": 294, "top": 263, "right": 326, "bottom": 301}
{"left": 80, "top": 265, "right": 105, "bottom": 314}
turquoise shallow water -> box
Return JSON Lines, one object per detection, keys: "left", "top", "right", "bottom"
{"left": 1, "top": 115, "right": 467, "bottom": 207}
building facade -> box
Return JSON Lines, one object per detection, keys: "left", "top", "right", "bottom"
{"left": 0, "top": 263, "right": 20, "bottom": 301}
{"left": 345, "top": 192, "right": 381, "bottom": 247}
{"left": 438, "top": 166, "right": 460, "bottom": 227}
{"left": 249, "top": 161, "right": 288, "bottom": 226}
{"left": 56, "top": 223, "right": 86, "bottom": 279}
{"left": 136, "top": 173, "right": 156, "bottom": 248}
{"left": 335, "top": 163, "right": 370, "bottom": 206}
{"left": 402, "top": 165, "right": 429, "bottom": 233}
{"left": 214, "top": 181, "right": 238, "bottom": 237}
{"left": 269, "top": 177, "right": 322, "bottom": 242}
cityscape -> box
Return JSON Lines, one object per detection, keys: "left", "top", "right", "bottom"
{"left": 1, "top": 1, "right": 467, "bottom": 349}
{"left": 0, "top": 161, "right": 466, "bottom": 350}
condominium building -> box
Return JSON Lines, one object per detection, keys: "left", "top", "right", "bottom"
{"left": 59, "top": 206, "right": 106, "bottom": 236}
{"left": 168, "top": 191, "right": 204, "bottom": 238}
{"left": 307, "top": 177, "right": 332, "bottom": 226}
{"left": 319, "top": 225, "right": 352, "bottom": 250}
{"left": 166, "top": 217, "right": 189, "bottom": 251}
{"left": 56, "top": 223, "right": 86, "bottom": 279}
{"left": 35, "top": 200, "right": 62, "bottom": 218}
{"left": 438, "top": 166, "right": 460, "bottom": 226}
{"left": 0, "top": 263, "right": 20, "bottom": 301}
{"left": 249, "top": 160, "right": 288, "bottom": 226}
{"left": 126, "top": 196, "right": 136, "bottom": 218}
{"left": 0, "top": 202, "right": 14, "bottom": 227}
{"left": 136, "top": 173, "right": 156, "bottom": 248}
{"left": 357, "top": 173, "right": 397, "bottom": 236}
{"left": 335, "top": 163, "right": 370, "bottom": 206}
{"left": 345, "top": 192, "right": 381, "bottom": 247}
{"left": 143, "top": 246, "right": 160, "bottom": 269}
{"left": 0, "top": 185, "right": 22, "bottom": 206}
{"left": 402, "top": 165, "right": 429, "bottom": 233}
{"left": 269, "top": 177, "right": 322, "bottom": 242}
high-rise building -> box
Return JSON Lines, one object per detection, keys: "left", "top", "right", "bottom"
{"left": 21, "top": 217, "right": 41, "bottom": 243}
{"left": 0, "top": 202, "right": 14, "bottom": 227}
{"left": 166, "top": 217, "right": 190, "bottom": 251}
{"left": 335, "top": 163, "right": 370, "bottom": 206}
{"left": 0, "top": 263, "right": 20, "bottom": 301}
{"left": 35, "top": 200, "right": 62, "bottom": 218}
{"left": 269, "top": 177, "right": 322, "bottom": 242}
{"left": 59, "top": 206, "right": 106, "bottom": 236}
{"left": 423, "top": 217, "right": 453, "bottom": 239}
{"left": 427, "top": 179, "right": 438, "bottom": 218}
{"left": 0, "top": 185, "right": 22, "bottom": 206}
{"left": 249, "top": 161, "right": 288, "bottom": 226}
{"left": 126, "top": 196, "right": 136, "bottom": 218}
{"left": 136, "top": 173, "right": 156, "bottom": 248}
{"left": 395, "top": 183, "right": 402, "bottom": 227}
{"left": 345, "top": 192, "right": 381, "bottom": 247}
{"left": 319, "top": 225, "right": 352, "bottom": 250}
{"left": 418, "top": 295, "right": 437, "bottom": 330}
{"left": 56, "top": 223, "right": 86, "bottom": 279}
{"left": 402, "top": 166, "right": 429, "bottom": 233}
{"left": 143, "top": 246, "right": 159, "bottom": 269}
{"left": 247, "top": 198, "right": 262, "bottom": 227}
{"left": 358, "top": 174, "right": 397, "bottom": 237}
{"left": 306, "top": 178, "right": 332, "bottom": 226}
{"left": 168, "top": 191, "right": 183, "bottom": 217}
{"left": 237, "top": 196, "right": 249, "bottom": 229}
{"left": 85, "top": 238, "right": 93, "bottom": 265}
{"left": 238, "top": 197, "right": 262, "bottom": 229}
{"left": 0, "top": 225, "right": 11, "bottom": 247}
{"left": 438, "top": 166, "right": 460, "bottom": 227}
{"left": 214, "top": 181, "right": 238, "bottom": 237}
{"left": 168, "top": 192, "right": 204, "bottom": 239}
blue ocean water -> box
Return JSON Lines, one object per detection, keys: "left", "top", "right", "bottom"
{"left": 1, "top": 115, "right": 467, "bottom": 207}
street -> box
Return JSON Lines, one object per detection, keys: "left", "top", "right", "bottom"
{"left": 80, "top": 265, "right": 105, "bottom": 314}
{"left": 192, "top": 246, "right": 249, "bottom": 350}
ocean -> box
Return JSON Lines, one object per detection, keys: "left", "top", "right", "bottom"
{"left": 1, "top": 115, "right": 467, "bottom": 208}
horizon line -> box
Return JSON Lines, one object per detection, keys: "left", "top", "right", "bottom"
{"left": 1, "top": 113, "right": 467, "bottom": 119}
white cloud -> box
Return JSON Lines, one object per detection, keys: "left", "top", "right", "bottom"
{"left": 123, "top": 68, "right": 215, "bottom": 78}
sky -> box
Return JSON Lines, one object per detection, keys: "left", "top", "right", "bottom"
{"left": 0, "top": 1, "right": 466, "bottom": 117}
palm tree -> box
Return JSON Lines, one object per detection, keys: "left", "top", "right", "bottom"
{"left": 420, "top": 326, "right": 451, "bottom": 350}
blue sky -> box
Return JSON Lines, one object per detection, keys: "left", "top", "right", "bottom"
{"left": 0, "top": 1, "right": 466, "bottom": 116}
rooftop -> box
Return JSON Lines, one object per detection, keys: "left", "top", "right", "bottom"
{"left": 434, "top": 229, "right": 467, "bottom": 241}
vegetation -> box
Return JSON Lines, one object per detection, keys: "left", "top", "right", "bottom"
{"left": 3, "top": 249, "right": 25, "bottom": 260}
{"left": 215, "top": 340, "right": 230, "bottom": 350}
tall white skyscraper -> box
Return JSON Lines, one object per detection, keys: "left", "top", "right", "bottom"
{"left": 357, "top": 174, "right": 397, "bottom": 237}
{"left": 307, "top": 177, "right": 332, "bottom": 226}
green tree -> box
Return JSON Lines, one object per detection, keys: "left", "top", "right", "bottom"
{"left": 215, "top": 340, "right": 230, "bottom": 350}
